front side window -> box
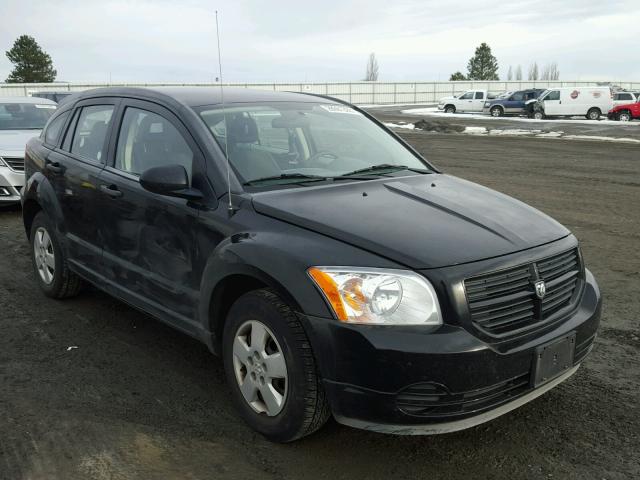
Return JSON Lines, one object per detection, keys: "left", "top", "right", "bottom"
{"left": 459, "top": 92, "right": 473, "bottom": 100}
{"left": 544, "top": 91, "right": 561, "bottom": 101}
{"left": 511, "top": 92, "right": 525, "bottom": 101}
{"left": 0, "top": 102, "right": 56, "bottom": 130}
{"left": 44, "top": 110, "right": 71, "bottom": 145}
{"left": 70, "top": 105, "right": 114, "bottom": 162}
{"left": 197, "top": 102, "right": 432, "bottom": 186}
{"left": 115, "top": 107, "right": 193, "bottom": 181}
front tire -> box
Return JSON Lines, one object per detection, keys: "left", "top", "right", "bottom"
{"left": 618, "top": 111, "right": 631, "bottom": 122}
{"left": 223, "top": 289, "right": 330, "bottom": 442}
{"left": 30, "top": 211, "right": 83, "bottom": 298}
{"left": 533, "top": 110, "right": 545, "bottom": 120}
{"left": 444, "top": 105, "right": 456, "bottom": 114}
{"left": 586, "top": 108, "right": 601, "bottom": 120}
{"left": 490, "top": 106, "right": 503, "bottom": 117}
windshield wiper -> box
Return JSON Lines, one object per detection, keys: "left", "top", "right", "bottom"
{"left": 338, "top": 164, "right": 432, "bottom": 177}
{"left": 243, "top": 173, "right": 328, "bottom": 186}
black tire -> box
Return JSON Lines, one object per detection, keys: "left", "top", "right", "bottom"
{"left": 533, "top": 110, "right": 545, "bottom": 120}
{"left": 222, "top": 289, "right": 330, "bottom": 442}
{"left": 618, "top": 111, "right": 631, "bottom": 122}
{"left": 490, "top": 106, "right": 503, "bottom": 117}
{"left": 586, "top": 108, "right": 601, "bottom": 120}
{"left": 30, "top": 211, "right": 83, "bottom": 298}
{"left": 444, "top": 105, "right": 456, "bottom": 114}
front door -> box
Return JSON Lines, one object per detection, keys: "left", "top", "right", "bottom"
{"left": 456, "top": 91, "right": 474, "bottom": 112}
{"left": 97, "top": 100, "right": 206, "bottom": 330}
{"left": 542, "top": 90, "right": 562, "bottom": 116}
{"left": 46, "top": 100, "right": 118, "bottom": 279}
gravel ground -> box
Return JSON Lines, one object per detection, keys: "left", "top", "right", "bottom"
{"left": 0, "top": 132, "right": 638, "bottom": 480}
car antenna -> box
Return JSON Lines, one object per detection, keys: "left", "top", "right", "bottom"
{"left": 215, "top": 9, "right": 233, "bottom": 213}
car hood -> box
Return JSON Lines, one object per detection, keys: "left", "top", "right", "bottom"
{"left": 439, "top": 96, "right": 457, "bottom": 103}
{"left": 611, "top": 102, "right": 638, "bottom": 111}
{"left": 251, "top": 174, "right": 570, "bottom": 269}
{"left": 0, "top": 129, "right": 42, "bottom": 155}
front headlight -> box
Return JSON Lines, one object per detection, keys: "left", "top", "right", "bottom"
{"left": 308, "top": 267, "right": 442, "bottom": 326}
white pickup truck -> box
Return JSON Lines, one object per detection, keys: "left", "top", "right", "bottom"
{"left": 438, "top": 90, "right": 494, "bottom": 113}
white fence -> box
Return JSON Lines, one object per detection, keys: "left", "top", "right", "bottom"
{"left": 2, "top": 81, "right": 639, "bottom": 105}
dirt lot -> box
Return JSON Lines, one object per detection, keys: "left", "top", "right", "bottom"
{"left": 1, "top": 132, "right": 639, "bottom": 480}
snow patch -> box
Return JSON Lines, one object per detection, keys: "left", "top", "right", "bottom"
{"left": 384, "top": 122, "right": 415, "bottom": 130}
{"left": 463, "top": 126, "right": 487, "bottom": 135}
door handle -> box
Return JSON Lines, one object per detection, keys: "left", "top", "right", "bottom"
{"left": 100, "top": 184, "right": 123, "bottom": 198}
{"left": 45, "top": 160, "right": 63, "bottom": 174}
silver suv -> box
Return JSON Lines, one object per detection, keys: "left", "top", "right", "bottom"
{"left": 0, "top": 97, "right": 56, "bottom": 203}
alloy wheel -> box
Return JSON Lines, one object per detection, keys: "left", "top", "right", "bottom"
{"left": 34, "top": 227, "right": 55, "bottom": 285}
{"left": 619, "top": 113, "right": 631, "bottom": 122}
{"left": 232, "top": 320, "right": 288, "bottom": 416}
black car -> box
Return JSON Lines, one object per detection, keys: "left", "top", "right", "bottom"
{"left": 22, "top": 87, "right": 601, "bottom": 442}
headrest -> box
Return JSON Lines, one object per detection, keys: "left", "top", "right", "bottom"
{"left": 227, "top": 114, "right": 258, "bottom": 144}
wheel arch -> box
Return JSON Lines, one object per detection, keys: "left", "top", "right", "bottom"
{"left": 22, "top": 172, "right": 63, "bottom": 240}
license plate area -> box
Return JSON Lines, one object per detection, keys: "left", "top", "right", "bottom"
{"left": 532, "top": 332, "right": 576, "bottom": 387}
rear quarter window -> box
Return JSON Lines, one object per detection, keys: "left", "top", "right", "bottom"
{"left": 43, "top": 110, "right": 71, "bottom": 146}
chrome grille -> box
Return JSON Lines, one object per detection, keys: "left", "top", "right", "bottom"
{"left": 3, "top": 157, "right": 24, "bottom": 172}
{"left": 465, "top": 249, "right": 582, "bottom": 337}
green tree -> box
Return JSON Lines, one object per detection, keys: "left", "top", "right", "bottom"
{"left": 449, "top": 71, "right": 466, "bottom": 81}
{"left": 466, "top": 42, "right": 499, "bottom": 81}
{"left": 5, "top": 35, "right": 57, "bottom": 83}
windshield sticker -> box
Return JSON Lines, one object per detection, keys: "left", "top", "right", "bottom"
{"left": 319, "top": 105, "right": 361, "bottom": 115}
{"left": 34, "top": 104, "right": 57, "bottom": 109}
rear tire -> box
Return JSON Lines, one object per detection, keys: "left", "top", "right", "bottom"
{"left": 223, "top": 289, "right": 330, "bottom": 442}
{"left": 444, "top": 105, "right": 456, "bottom": 114}
{"left": 30, "top": 211, "right": 83, "bottom": 298}
{"left": 586, "top": 108, "right": 601, "bottom": 120}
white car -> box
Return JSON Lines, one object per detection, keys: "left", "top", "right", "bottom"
{"left": 0, "top": 97, "right": 56, "bottom": 204}
{"left": 532, "top": 87, "right": 613, "bottom": 120}
{"left": 437, "top": 90, "right": 492, "bottom": 113}
{"left": 612, "top": 91, "right": 638, "bottom": 107}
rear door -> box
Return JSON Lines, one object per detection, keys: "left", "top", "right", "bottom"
{"left": 96, "top": 99, "right": 207, "bottom": 330}
{"left": 470, "top": 91, "right": 485, "bottom": 111}
{"left": 45, "top": 98, "right": 119, "bottom": 280}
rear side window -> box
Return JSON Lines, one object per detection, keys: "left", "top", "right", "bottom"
{"left": 114, "top": 107, "right": 193, "bottom": 182}
{"left": 475, "top": 92, "right": 484, "bottom": 100}
{"left": 70, "top": 105, "right": 114, "bottom": 163}
{"left": 43, "top": 110, "right": 71, "bottom": 146}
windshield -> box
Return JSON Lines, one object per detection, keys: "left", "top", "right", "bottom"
{"left": 196, "top": 102, "right": 432, "bottom": 186}
{"left": 0, "top": 102, "right": 56, "bottom": 130}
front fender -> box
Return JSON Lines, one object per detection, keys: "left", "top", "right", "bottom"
{"left": 197, "top": 225, "right": 405, "bottom": 352}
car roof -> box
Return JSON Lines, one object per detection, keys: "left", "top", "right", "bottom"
{"left": 0, "top": 96, "right": 57, "bottom": 105}
{"left": 67, "top": 86, "right": 338, "bottom": 108}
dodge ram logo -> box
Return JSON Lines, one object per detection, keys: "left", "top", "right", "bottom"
{"left": 534, "top": 280, "right": 546, "bottom": 300}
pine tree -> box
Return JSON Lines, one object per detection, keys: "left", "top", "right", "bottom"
{"left": 449, "top": 71, "right": 466, "bottom": 81}
{"left": 5, "top": 35, "right": 57, "bottom": 83}
{"left": 466, "top": 43, "right": 499, "bottom": 81}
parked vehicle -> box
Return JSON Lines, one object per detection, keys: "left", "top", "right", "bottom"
{"left": 31, "top": 91, "right": 75, "bottom": 104}
{"left": 483, "top": 89, "right": 545, "bottom": 117}
{"left": 532, "top": 87, "right": 613, "bottom": 120}
{"left": 608, "top": 98, "right": 640, "bottom": 122}
{"left": 0, "top": 97, "right": 56, "bottom": 204}
{"left": 22, "top": 87, "right": 601, "bottom": 442}
{"left": 438, "top": 89, "right": 495, "bottom": 113}
{"left": 612, "top": 91, "right": 638, "bottom": 107}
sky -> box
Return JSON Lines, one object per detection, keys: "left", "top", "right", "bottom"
{"left": 1, "top": 0, "right": 639, "bottom": 84}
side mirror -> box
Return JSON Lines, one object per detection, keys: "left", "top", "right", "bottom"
{"left": 140, "top": 164, "right": 202, "bottom": 200}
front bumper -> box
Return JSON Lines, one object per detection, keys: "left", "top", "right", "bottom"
{"left": 302, "top": 269, "right": 601, "bottom": 434}
{"left": 0, "top": 166, "right": 24, "bottom": 203}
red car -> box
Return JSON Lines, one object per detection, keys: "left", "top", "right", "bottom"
{"left": 608, "top": 100, "right": 640, "bottom": 121}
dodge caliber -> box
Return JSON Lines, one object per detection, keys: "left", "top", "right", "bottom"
{"left": 22, "top": 87, "right": 601, "bottom": 442}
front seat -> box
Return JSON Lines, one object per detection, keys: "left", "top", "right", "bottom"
{"left": 226, "top": 114, "right": 280, "bottom": 181}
